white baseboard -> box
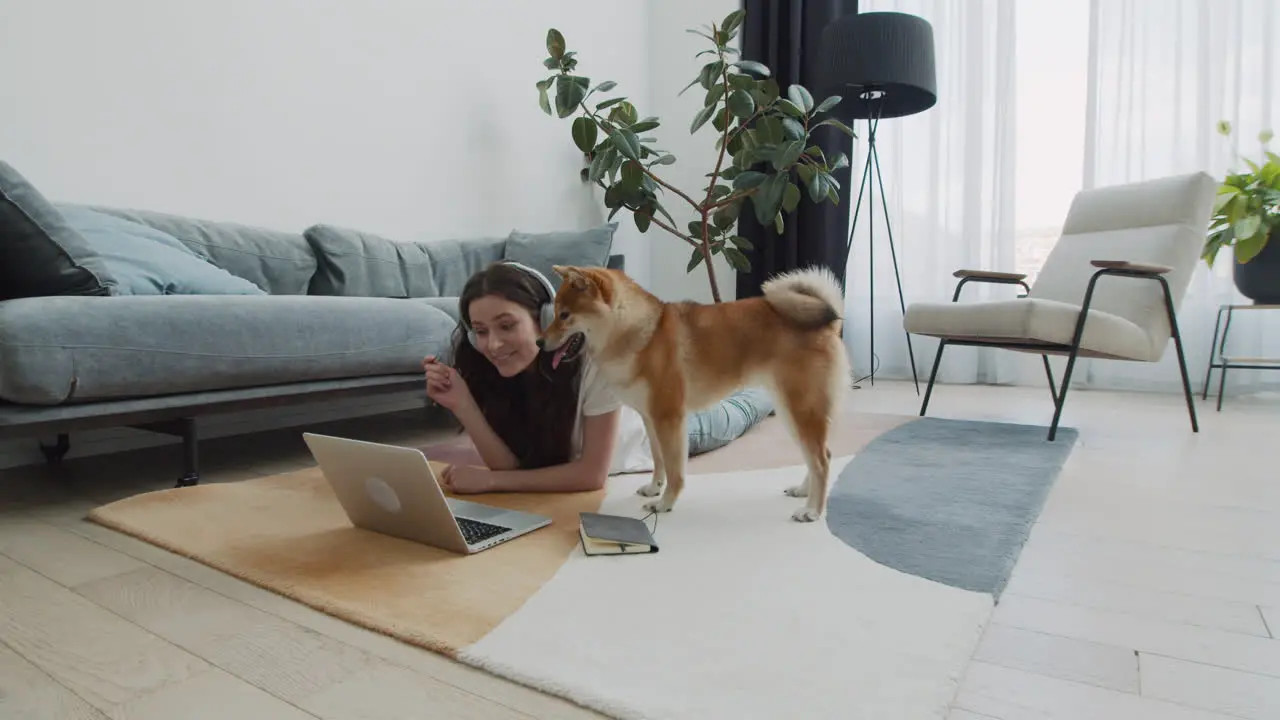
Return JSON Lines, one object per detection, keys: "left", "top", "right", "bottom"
{"left": 0, "top": 391, "right": 430, "bottom": 470}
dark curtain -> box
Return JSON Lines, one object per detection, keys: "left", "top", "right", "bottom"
{"left": 735, "top": 0, "right": 859, "bottom": 299}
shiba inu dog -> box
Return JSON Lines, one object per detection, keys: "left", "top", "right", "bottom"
{"left": 539, "top": 264, "right": 849, "bottom": 522}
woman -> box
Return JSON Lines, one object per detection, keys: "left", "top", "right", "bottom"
{"left": 422, "top": 261, "right": 773, "bottom": 494}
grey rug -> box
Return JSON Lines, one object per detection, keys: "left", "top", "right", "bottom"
{"left": 826, "top": 417, "right": 1078, "bottom": 599}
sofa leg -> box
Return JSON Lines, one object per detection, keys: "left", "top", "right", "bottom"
{"left": 129, "top": 418, "right": 200, "bottom": 487}
{"left": 176, "top": 417, "right": 200, "bottom": 488}
{"left": 39, "top": 434, "right": 71, "bottom": 464}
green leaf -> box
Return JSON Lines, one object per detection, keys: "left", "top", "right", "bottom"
{"left": 691, "top": 104, "right": 718, "bottom": 134}
{"left": 817, "top": 117, "right": 856, "bottom": 138}
{"left": 554, "top": 75, "right": 589, "bottom": 118}
{"left": 610, "top": 128, "right": 642, "bottom": 160}
{"left": 732, "top": 170, "right": 769, "bottom": 191}
{"left": 536, "top": 79, "right": 553, "bottom": 116}
{"left": 699, "top": 61, "right": 726, "bottom": 90}
{"left": 758, "top": 116, "right": 785, "bottom": 145}
{"left": 1235, "top": 230, "right": 1270, "bottom": 263}
{"left": 805, "top": 171, "right": 829, "bottom": 204}
{"left": 621, "top": 159, "right": 645, "bottom": 189}
{"left": 782, "top": 182, "right": 801, "bottom": 213}
{"left": 596, "top": 96, "right": 628, "bottom": 110}
{"left": 630, "top": 119, "right": 661, "bottom": 134}
{"left": 773, "top": 139, "right": 806, "bottom": 171}
{"left": 652, "top": 153, "right": 677, "bottom": 166}
{"left": 593, "top": 80, "right": 618, "bottom": 93}
{"left": 733, "top": 60, "right": 771, "bottom": 77}
{"left": 780, "top": 118, "right": 805, "bottom": 141}
{"left": 571, "top": 117, "right": 597, "bottom": 154}
{"left": 1233, "top": 214, "right": 1263, "bottom": 242}
{"left": 723, "top": 246, "right": 752, "bottom": 272}
{"left": 775, "top": 99, "right": 805, "bottom": 118}
{"left": 608, "top": 101, "right": 639, "bottom": 126}
{"left": 688, "top": 247, "right": 706, "bottom": 272}
{"left": 830, "top": 152, "right": 850, "bottom": 171}
{"left": 773, "top": 213, "right": 785, "bottom": 234}
{"left": 713, "top": 200, "right": 741, "bottom": 229}
{"left": 705, "top": 84, "right": 726, "bottom": 108}
{"left": 787, "top": 85, "right": 814, "bottom": 113}
{"left": 728, "top": 235, "right": 753, "bottom": 251}
{"left": 588, "top": 146, "right": 612, "bottom": 183}
{"left": 546, "top": 29, "right": 566, "bottom": 60}
{"left": 721, "top": 9, "right": 745, "bottom": 35}
{"left": 813, "top": 95, "right": 843, "bottom": 115}
{"left": 727, "top": 89, "right": 756, "bottom": 119}
{"left": 752, "top": 172, "right": 789, "bottom": 225}
{"left": 634, "top": 209, "right": 652, "bottom": 233}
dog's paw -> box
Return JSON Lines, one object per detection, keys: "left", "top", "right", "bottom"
{"left": 643, "top": 498, "right": 674, "bottom": 514}
{"left": 784, "top": 483, "right": 810, "bottom": 498}
{"left": 791, "top": 507, "right": 822, "bottom": 523}
{"left": 636, "top": 482, "right": 662, "bottom": 498}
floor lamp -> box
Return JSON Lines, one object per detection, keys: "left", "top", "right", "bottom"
{"left": 817, "top": 11, "right": 937, "bottom": 393}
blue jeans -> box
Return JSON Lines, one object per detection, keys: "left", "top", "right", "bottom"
{"left": 686, "top": 387, "right": 775, "bottom": 456}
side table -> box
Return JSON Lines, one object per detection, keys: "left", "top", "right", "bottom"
{"left": 1201, "top": 303, "right": 1280, "bottom": 411}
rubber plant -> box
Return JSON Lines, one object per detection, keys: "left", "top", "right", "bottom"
{"left": 1203, "top": 120, "right": 1280, "bottom": 268}
{"left": 535, "top": 9, "right": 854, "bottom": 302}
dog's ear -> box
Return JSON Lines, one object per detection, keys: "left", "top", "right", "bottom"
{"left": 554, "top": 265, "right": 591, "bottom": 292}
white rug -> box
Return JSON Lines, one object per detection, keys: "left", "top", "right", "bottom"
{"left": 457, "top": 457, "right": 994, "bottom": 720}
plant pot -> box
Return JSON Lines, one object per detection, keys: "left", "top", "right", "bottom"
{"left": 1233, "top": 228, "right": 1280, "bottom": 305}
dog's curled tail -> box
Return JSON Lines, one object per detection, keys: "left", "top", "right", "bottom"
{"left": 761, "top": 265, "right": 844, "bottom": 330}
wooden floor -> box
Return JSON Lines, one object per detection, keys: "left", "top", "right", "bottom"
{"left": 1, "top": 380, "right": 1278, "bottom": 719}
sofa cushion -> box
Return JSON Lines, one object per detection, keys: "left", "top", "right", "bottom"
{"left": 56, "top": 205, "right": 267, "bottom": 296}
{"left": 0, "top": 161, "right": 115, "bottom": 299}
{"left": 504, "top": 223, "right": 618, "bottom": 291}
{"left": 82, "top": 205, "right": 317, "bottom": 295}
{"left": 303, "top": 224, "right": 440, "bottom": 298}
{"left": 0, "top": 295, "right": 454, "bottom": 405}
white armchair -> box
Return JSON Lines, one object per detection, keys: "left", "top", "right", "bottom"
{"left": 903, "top": 171, "right": 1219, "bottom": 440}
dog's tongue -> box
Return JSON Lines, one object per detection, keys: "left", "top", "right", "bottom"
{"left": 552, "top": 344, "right": 568, "bottom": 369}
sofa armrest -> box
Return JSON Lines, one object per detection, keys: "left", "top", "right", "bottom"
{"left": 1090, "top": 260, "right": 1173, "bottom": 275}
{"left": 952, "top": 269, "right": 1027, "bottom": 281}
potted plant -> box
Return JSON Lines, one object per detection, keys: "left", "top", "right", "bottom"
{"left": 533, "top": 10, "right": 853, "bottom": 303}
{"left": 1203, "top": 121, "right": 1280, "bottom": 304}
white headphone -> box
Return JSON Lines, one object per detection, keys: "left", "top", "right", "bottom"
{"left": 465, "top": 261, "right": 558, "bottom": 350}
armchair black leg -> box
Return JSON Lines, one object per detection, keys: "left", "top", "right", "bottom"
{"left": 919, "top": 340, "right": 948, "bottom": 416}
{"left": 1047, "top": 341, "right": 1083, "bottom": 442}
{"left": 1162, "top": 280, "right": 1200, "bottom": 433}
{"left": 1041, "top": 355, "right": 1058, "bottom": 403}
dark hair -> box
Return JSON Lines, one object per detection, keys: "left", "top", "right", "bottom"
{"left": 447, "top": 262, "right": 583, "bottom": 469}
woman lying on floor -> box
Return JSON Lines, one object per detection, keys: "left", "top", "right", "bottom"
{"left": 420, "top": 260, "right": 774, "bottom": 494}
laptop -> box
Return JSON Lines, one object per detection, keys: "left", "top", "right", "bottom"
{"left": 301, "top": 432, "right": 551, "bottom": 554}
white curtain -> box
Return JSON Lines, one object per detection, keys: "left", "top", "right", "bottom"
{"left": 840, "top": 0, "right": 1025, "bottom": 390}
{"left": 1076, "top": 0, "right": 1280, "bottom": 398}
{"left": 844, "top": 0, "right": 1280, "bottom": 401}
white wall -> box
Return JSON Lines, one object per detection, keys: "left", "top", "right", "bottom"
{"left": 645, "top": 0, "right": 742, "bottom": 304}
{"left": 0, "top": 0, "right": 654, "bottom": 469}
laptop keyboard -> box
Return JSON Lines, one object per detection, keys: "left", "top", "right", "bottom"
{"left": 457, "top": 517, "right": 511, "bottom": 545}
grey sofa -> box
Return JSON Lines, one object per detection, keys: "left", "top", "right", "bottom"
{"left": 0, "top": 160, "right": 621, "bottom": 485}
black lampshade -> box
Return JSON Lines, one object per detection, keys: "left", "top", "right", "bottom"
{"left": 817, "top": 11, "right": 937, "bottom": 120}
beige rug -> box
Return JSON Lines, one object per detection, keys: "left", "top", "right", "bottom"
{"left": 87, "top": 409, "right": 912, "bottom": 658}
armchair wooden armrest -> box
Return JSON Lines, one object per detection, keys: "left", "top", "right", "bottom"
{"left": 952, "top": 269, "right": 1028, "bottom": 281}
{"left": 1090, "top": 260, "right": 1173, "bottom": 275}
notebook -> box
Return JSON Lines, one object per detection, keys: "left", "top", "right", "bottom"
{"left": 578, "top": 511, "right": 659, "bottom": 555}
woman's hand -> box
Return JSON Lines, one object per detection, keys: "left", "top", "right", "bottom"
{"left": 423, "top": 356, "right": 474, "bottom": 412}
{"left": 441, "top": 464, "right": 494, "bottom": 494}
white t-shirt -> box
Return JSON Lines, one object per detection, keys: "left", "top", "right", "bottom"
{"left": 570, "top": 358, "right": 655, "bottom": 475}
